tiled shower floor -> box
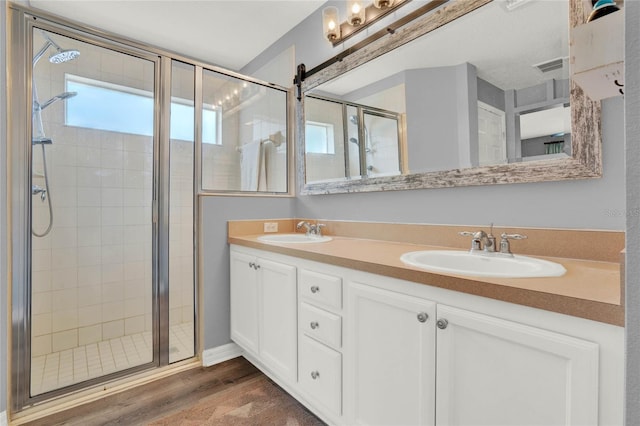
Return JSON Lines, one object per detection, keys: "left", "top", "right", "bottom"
{"left": 31, "top": 323, "right": 194, "bottom": 396}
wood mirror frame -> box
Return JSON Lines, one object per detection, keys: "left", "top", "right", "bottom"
{"left": 296, "top": 0, "right": 601, "bottom": 195}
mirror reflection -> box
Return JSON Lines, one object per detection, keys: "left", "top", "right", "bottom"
{"left": 304, "top": 0, "right": 569, "bottom": 185}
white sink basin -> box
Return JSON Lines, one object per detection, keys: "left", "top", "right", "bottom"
{"left": 257, "top": 234, "right": 332, "bottom": 244}
{"left": 400, "top": 250, "right": 566, "bottom": 278}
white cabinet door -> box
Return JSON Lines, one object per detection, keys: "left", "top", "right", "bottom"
{"left": 435, "top": 304, "right": 599, "bottom": 426}
{"left": 346, "top": 281, "right": 436, "bottom": 426}
{"left": 259, "top": 258, "right": 297, "bottom": 381}
{"left": 230, "top": 250, "right": 259, "bottom": 355}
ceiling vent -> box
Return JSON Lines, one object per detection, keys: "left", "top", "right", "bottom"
{"left": 533, "top": 57, "right": 566, "bottom": 73}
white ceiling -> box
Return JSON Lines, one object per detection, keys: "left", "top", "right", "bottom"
{"left": 24, "top": 0, "right": 325, "bottom": 70}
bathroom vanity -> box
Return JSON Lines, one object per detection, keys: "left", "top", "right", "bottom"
{"left": 228, "top": 220, "right": 624, "bottom": 426}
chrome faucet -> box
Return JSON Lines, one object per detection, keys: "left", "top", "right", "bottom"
{"left": 459, "top": 224, "right": 496, "bottom": 253}
{"left": 296, "top": 221, "right": 326, "bottom": 237}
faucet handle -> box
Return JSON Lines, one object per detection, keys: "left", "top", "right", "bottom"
{"left": 459, "top": 231, "right": 481, "bottom": 251}
{"left": 500, "top": 233, "right": 527, "bottom": 240}
{"left": 316, "top": 223, "right": 326, "bottom": 236}
{"left": 499, "top": 233, "right": 528, "bottom": 255}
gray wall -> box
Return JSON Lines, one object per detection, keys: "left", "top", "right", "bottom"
{"left": 625, "top": 1, "right": 640, "bottom": 424}
{"left": 201, "top": 196, "right": 294, "bottom": 349}
{"left": 1, "top": 0, "right": 8, "bottom": 415}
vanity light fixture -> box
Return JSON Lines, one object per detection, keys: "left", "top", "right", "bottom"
{"left": 322, "top": 0, "right": 411, "bottom": 46}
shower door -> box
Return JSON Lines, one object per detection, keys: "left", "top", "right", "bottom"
{"left": 28, "top": 27, "right": 159, "bottom": 397}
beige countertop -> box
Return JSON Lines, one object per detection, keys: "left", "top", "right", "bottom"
{"left": 228, "top": 233, "right": 624, "bottom": 326}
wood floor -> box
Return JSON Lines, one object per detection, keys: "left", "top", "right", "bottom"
{"left": 21, "top": 357, "right": 325, "bottom": 426}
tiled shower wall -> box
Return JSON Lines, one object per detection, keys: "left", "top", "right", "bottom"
{"left": 30, "top": 32, "right": 194, "bottom": 359}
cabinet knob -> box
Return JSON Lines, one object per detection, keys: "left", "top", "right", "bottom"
{"left": 311, "top": 371, "right": 320, "bottom": 380}
{"left": 248, "top": 262, "right": 255, "bottom": 269}
{"left": 310, "top": 285, "right": 320, "bottom": 294}
{"left": 310, "top": 321, "right": 319, "bottom": 330}
{"left": 254, "top": 264, "right": 260, "bottom": 269}
{"left": 417, "top": 312, "right": 429, "bottom": 323}
{"left": 436, "top": 318, "right": 449, "bottom": 330}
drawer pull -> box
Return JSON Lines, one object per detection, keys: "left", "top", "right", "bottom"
{"left": 310, "top": 285, "right": 320, "bottom": 293}
{"left": 310, "top": 321, "right": 319, "bottom": 330}
{"left": 417, "top": 312, "right": 429, "bottom": 323}
{"left": 248, "top": 262, "right": 255, "bottom": 269}
{"left": 311, "top": 371, "right": 320, "bottom": 380}
{"left": 437, "top": 318, "right": 449, "bottom": 330}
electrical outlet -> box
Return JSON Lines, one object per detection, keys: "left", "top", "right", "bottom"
{"left": 263, "top": 222, "right": 278, "bottom": 233}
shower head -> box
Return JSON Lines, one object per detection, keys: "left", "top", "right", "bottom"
{"left": 38, "top": 91, "right": 77, "bottom": 110}
{"left": 33, "top": 31, "right": 81, "bottom": 66}
{"left": 49, "top": 48, "right": 81, "bottom": 64}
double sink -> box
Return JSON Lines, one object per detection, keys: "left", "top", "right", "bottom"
{"left": 257, "top": 233, "right": 566, "bottom": 279}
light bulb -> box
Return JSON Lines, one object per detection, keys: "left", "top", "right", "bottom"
{"left": 347, "top": 1, "right": 365, "bottom": 26}
{"left": 322, "top": 6, "right": 340, "bottom": 42}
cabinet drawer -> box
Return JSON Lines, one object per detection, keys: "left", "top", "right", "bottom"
{"left": 300, "top": 302, "right": 342, "bottom": 349}
{"left": 299, "top": 269, "right": 342, "bottom": 310}
{"left": 299, "top": 335, "right": 342, "bottom": 417}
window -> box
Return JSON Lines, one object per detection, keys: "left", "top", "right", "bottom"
{"left": 305, "top": 121, "right": 335, "bottom": 154}
{"left": 65, "top": 74, "right": 220, "bottom": 144}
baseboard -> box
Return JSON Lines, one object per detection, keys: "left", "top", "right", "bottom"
{"left": 1, "top": 410, "right": 8, "bottom": 426}
{"left": 201, "top": 343, "right": 243, "bottom": 367}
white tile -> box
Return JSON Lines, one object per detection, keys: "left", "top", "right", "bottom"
{"left": 52, "top": 330, "right": 78, "bottom": 352}
{"left": 78, "top": 227, "right": 101, "bottom": 247}
{"left": 50, "top": 268, "right": 78, "bottom": 290}
{"left": 51, "top": 186, "right": 78, "bottom": 208}
{"left": 32, "top": 313, "right": 52, "bottom": 337}
{"left": 32, "top": 335, "right": 52, "bottom": 357}
{"left": 122, "top": 226, "right": 146, "bottom": 244}
{"left": 123, "top": 261, "right": 145, "bottom": 282}
{"left": 53, "top": 207, "right": 78, "bottom": 228}
{"left": 77, "top": 246, "right": 101, "bottom": 267}
{"left": 102, "top": 207, "right": 123, "bottom": 227}
{"left": 77, "top": 187, "right": 102, "bottom": 207}
{"left": 101, "top": 168, "right": 124, "bottom": 188}
{"left": 78, "top": 324, "right": 102, "bottom": 346}
{"left": 101, "top": 226, "right": 124, "bottom": 246}
{"left": 102, "top": 283, "right": 124, "bottom": 304}
{"left": 77, "top": 167, "right": 102, "bottom": 188}
{"left": 125, "top": 297, "right": 145, "bottom": 318}
{"left": 51, "top": 247, "right": 77, "bottom": 270}
{"left": 32, "top": 271, "right": 52, "bottom": 293}
{"left": 52, "top": 309, "right": 79, "bottom": 333}
{"left": 77, "top": 207, "right": 101, "bottom": 228}
{"left": 50, "top": 227, "right": 77, "bottom": 249}
{"left": 51, "top": 288, "right": 78, "bottom": 311}
{"left": 78, "top": 304, "right": 102, "bottom": 327}
{"left": 101, "top": 188, "right": 123, "bottom": 207}
{"left": 32, "top": 291, "right": 52, "bottom": 315}
{"left": 124, "top": 316, "right": 145, "bottom": 335}
{"left": 101, "top": 263, "right": 123, "bottom": 284}
{"left": 52, "top": 166, "right": 77, "bottom": 187}
{"left": 123, "top": 188, "right": 145, "bottom": 207}
{"left": 122, "top": 243, "right": 144, "bottom": 262}
{"left": 76, "top": 146, "right": 102, "bottom": 168}
{"left": 32, "top": 249, "right": 52, "bottom": 272}
{"left": 77, "top": 265, "right": 102, "bottom": 286}
{"left": 101, "top": 150, "right": 124, "bottom": 169}
{"left": 102, "top": 301, "right": 124, "bottom": 323}
{"left": 123, "top": 170, "right": 144, "bottom": 189}
{"left": 123, "top": 207, "right": 145, "bottom": 226}
{"left": 102, "top": 320, "right": 124, "bottom": 340}
{"left": 78, "top": 285, "right": 102, "bottom": 307}
{"left": 123, "top": 151, "right": 145, "bottom": 171}
{"left": 101, "top": 244, "right": 124, "bottom": 265}
{"left": 101, "top": 132, "right": 124, "bottom": 151}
